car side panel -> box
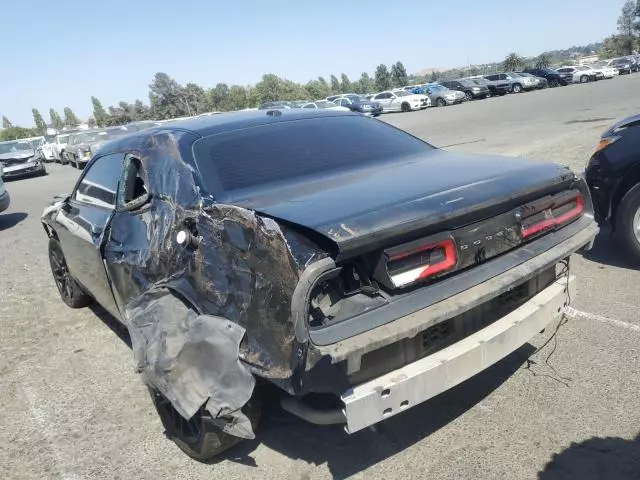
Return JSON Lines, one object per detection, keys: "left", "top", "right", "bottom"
{"left": 55, "top": 201, "right": 120, "bottom": 317}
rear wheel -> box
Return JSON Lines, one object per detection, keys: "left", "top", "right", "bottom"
{"left": 549, "top": 79, "right": 559, "bottom": 87}
{"left": 512, "top": 83, "right": 522, "bottom": 93}
{"left": 401, "top": 102, "right": 411, "bottom": 112}
{"left": 48, "top": 238, "right": 92, "bottom": 308}
{"left": 580, "top": 75, "right": 589, "bottom": 83}
{"left": 149, "top": 387, "right": 261, "bottom": 462}
{"left": 436, "top": 98, "right": 446, "bottom": 107}
{"left": 464, "top": 91, "right": 473, "bottom": 101}
{"left": 617, "top": 183, "right": 640, "bottom": 263}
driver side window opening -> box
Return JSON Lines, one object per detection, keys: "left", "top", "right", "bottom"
{"left": 119, "top": 155, "right": 149, "bottom": 209}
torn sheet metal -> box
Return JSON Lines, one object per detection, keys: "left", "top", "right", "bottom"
{"left": 101, "top": 130, "right": 330, "bottom": 438}
{"left": 125, "top": 286, "right": 256, "bottom": 438}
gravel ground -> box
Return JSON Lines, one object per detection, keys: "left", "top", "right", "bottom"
{"left": 1, "top": 75, "right": 639, "bottom": 480}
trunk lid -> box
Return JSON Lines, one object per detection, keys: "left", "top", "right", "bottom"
{"left": 224, "top": 150, "right": 575, "bottom": 259}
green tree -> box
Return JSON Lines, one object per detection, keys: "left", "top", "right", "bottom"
{"left": 534, "top": 54, "right": 552, "bottom": 69}
{"left": 149, "top": 72, "right": 189, "bottom": 119}
{"left": 503, "top": 52, "right": 524, "bottom": 71}
{"left": 355, "top": 72, "right": 375, "bottom": 94}
{"left": 63, "top": 107, "right": 80, "bottom": 127}
{"left": 180, "top": 83, "right": 207, "bottom": 114}
{"left": 91, "top": 96, "right": 109, "bottom": 127}
{"left": 2, "top": 116, "right": 13, "bottom": 129}
{"left": 254, "top": 74, "right": 283, "bottom": 103}
{"left": 133, "top": 99, "right": 151, "bottom": 120}
{"left": 429, "top": 71, "right": 440, "bottom": 82}
{"left": 227, "top": 85, "right": 248, "bottom": 110}
{"left": 340, "top": 73, "right": 352, "bottom": 93}
{"left": 305, "top": 79, "right": 331, "bottom": 99}
{"left": 374, "top": 64, "right": 391, "bottom": 91}
{"left": 31, "top": 109, "right": 47, "bottom": 134}
{"left": 613, "top": 0, "right": 638, "bottom": 54}
{"left": 391, "top": 61, "right": 408, "bottom": 87}
{"left": 87, "top": 117, "right": 96, "bottom": 128}
{"left": 49, "top": 109, "right": 64, "bottom": 131}
{"left": 330, "top": 74, "right": 341, "bottom": 94}
{"left": 209, "top": 83, "right": 230, "bottom": 111}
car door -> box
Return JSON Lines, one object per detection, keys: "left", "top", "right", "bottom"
{"left": 373, "top": 92, "right": 391, "bottom": 110}
{"left": 55, "top": 152, "right": 124, "bottom": 318}
{"left": 386, "top": 92, "right": 402, "bottom": 111}
{"left": 103, "top": 153, "right": 155, "bottom": 311}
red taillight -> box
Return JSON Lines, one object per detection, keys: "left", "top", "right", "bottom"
{"left": 387, "top": 238, "right": 457, "bottom": 288}
{"left": 521, "top": 193, "right": 584, "bottom": 239}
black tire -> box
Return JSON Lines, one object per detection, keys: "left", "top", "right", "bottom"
{"left": 464, "top": 91, "right": 473, "bottom": 101}
{"left": 616, "top": 183, "right": 640, "bottom": 263}
{"left": 48, "top": 238, "right": 92, "bottom": 308}
{"left": 580, "top": 75, "right": 589, "bottom": 83}
{"left": 149, "top": 387, "right": 261, "bottom": 462}
{"left": 549, "top": 79, "right": 559, "bottom": 87}
{"left": 400, "top": 102, "right": 411, "bottom": 112}
{"left": 512, "top": 83, "right": 522, "bottom": 93}
{"left": 436, "top": 97, "right": 446, "bottom": 107}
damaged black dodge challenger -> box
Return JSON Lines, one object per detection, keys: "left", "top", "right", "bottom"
{"left": 42, "top": 110, "right": 598, "bottom": 460}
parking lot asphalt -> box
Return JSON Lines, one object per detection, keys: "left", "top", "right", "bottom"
{"left": 1, "top": 75, "right": 639, "bottom": 480}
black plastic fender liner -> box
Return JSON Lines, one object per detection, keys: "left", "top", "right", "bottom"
{"left": 124, "top": 286, "right": 257, "bottom": 439}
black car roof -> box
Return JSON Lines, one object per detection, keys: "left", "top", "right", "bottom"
{"left": 99, "top": 109, "right": 360, "bottom": 154}
{"left": 156, "top": 109, "right": 357, "bottom": 137}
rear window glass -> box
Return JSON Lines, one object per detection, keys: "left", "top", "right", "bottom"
{"left": 193, "top": 115, "right": 433, "bottom": 195}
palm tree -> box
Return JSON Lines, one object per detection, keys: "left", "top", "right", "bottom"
{"left": 535, "top": 54, "right": 552, "bottom": 69}
{"left": 503, "top": 52, "right": 524, "bottom": 71}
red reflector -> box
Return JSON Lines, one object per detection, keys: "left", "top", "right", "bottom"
{"left": 521, "top": 194, "right": 584, "bottom": 238}
{"left": 389, "top": 238, "right": 457, "bottom": 287}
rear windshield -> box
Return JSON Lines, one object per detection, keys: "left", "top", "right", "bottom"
{"left": 193, "top": 115, "right": 433, "bottom": 195}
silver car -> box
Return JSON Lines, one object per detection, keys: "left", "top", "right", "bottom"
{"left": 0, "top": 140, "right": 46, "bottom": 179}
{"left": 423, "top": 84, "right": 465, "bottom": 107}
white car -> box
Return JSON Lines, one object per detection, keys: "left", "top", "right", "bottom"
{"left": 588, "top": 62, "right": 619, "bottom": 79}
{"left": 54, "top": 133, "right": 71, "bottom": 162}
{"left": 556, "top": 65, "right": 601, "bottom": 83}
{"left": 301, "top": 100, "right": 349, "bottom": 111}
{"left": 371, "top": 90, "right": 430, "bottom": 112}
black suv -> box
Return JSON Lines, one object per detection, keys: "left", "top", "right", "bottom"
{"left": 523, "top": 68, "right": 568, "bottom": 87}
{"left": 440, "top": 79, "right": 491, "bottom": 101}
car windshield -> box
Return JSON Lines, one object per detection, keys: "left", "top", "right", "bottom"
{"left": 344, "top": 94, "right": 361, "bottom": 102}
{"left": 508, "top": 72, "right": 523, "bottom": 77}
{"left": 428, "top": 85, "right": 446, "bottom": 92}
{"left": 615, "top": 59, "right": 628, "bottom": 65}
{"left": 0, "top": 141, "right": 34, "bottom": 154}
{"left": 542, "top": 68, "right": 558, "bottom": 74}
{"left": 393, "top": 91, "right": 411, "bottom": 97}
{"left": 575, "top": 66, "right": 589, "bottom": 71}
{"left": 470, "top": 78, "right": 489, "bottom": 85}
{"left": 458, "top": 79, "right": 476, "bottom": 86}
{"left": 194, "top": 115, "right": 434, "bottom": 195}
{"left": 57, "top": 135, "right": 69, "bottom": 143}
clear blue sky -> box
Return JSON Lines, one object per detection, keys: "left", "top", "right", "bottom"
{"left": 1, "top": 0, "right": 625, "bottom": 126}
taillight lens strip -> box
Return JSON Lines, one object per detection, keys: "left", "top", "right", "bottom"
{"left": 521, "top": 193, "right": 584, "bottom": 238}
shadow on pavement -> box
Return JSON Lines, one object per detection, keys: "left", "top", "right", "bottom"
{"left": 225, "top": 344, "right": 536, "bottom": 478}
{"left": 0, "top": 212, "right": 28, "bottom": 230}
{"left": 89, "top": 304, "right": 131, "bottom": 348}
{"left": 580, "top": 228, "right": 638, "bottom": 270}
{"left": 538, "top": 433, "right": 640, "bottom": 480}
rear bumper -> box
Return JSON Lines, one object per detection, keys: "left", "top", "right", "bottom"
{"left": 341, "top": 274, "right": 574, "bottom": 433}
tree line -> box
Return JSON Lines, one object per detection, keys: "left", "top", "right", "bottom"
{"left": 0, "top": 61, "right": 409, "bottom": 140}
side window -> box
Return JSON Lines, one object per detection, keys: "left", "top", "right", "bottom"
{"left": 74, "top": 153, "right": 124, "bottom": 209}
{"left": 498, "top": 74, "right": 507, "bottom": 80}
{"left": 373, "top": 93, "right": 384, "bottom": 100}
{"left": 118, "top": 154, "right": 150, "bottom": 211}
{"left": 302, "top": 103, "right": 316, "bottom": 109}
{"left": 485, "top": 75, "right": 496, "bottom": 81}
{"left": 338, "top": 98, "right": 350, "bottom": 106}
